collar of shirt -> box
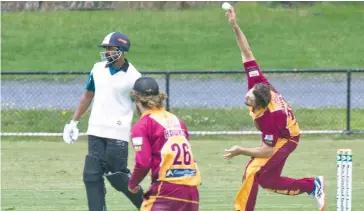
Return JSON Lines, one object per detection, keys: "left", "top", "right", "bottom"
{"left": 140, "top": 108, "right": 165, "bottom": 119}
{"left": 249, "top": 106, "right": 267, "bottom": 119}
{"left": 106, "top": 59, "right": 130, "bottom": 75}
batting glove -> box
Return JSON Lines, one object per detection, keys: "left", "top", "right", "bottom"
{"left": 63, "top": 120, "right": 79, "bottom": 144}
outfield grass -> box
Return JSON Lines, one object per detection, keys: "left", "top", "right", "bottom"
{"left": 2, "top": 138, "right": 364, "bottom": 211}
{"left": 2, "top": 3, "right": 364, "bottom": 71}
{"left": 1, "top": 108, "right": 363, "bottom": 133}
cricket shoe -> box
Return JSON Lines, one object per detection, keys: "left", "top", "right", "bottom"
{"left": 311, "top": 176, "right": 326, "bottom": 211}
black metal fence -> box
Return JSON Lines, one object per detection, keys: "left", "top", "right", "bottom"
{"left": 1, "top": 69, "right": 364, "bottom": 135}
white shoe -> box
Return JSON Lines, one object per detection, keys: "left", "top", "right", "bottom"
{"left": 312, "top": 176, "right": 326, "bottom": 211}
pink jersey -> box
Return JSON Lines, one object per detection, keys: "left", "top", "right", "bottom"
{"left": 244, "top": 60, "right": 300, "bottom": 147}
{"left": 128, "top": 108, "right": 201, "bottom": 190}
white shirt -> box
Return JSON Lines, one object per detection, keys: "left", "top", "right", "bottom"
{"left": 87, "top": 61, "right": 141, "bottom": 141}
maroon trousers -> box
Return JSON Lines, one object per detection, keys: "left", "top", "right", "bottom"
{"left": 234, "top": 137, "right": 315, "bottom": 211}
{"left": 141, "top": 181, "right": 199, "bottom": 211}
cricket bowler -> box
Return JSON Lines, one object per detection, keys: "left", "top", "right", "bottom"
{"left": 223, "top": 7, "right": 326, "bottom": 211}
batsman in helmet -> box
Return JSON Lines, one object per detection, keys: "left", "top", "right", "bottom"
{"left": 63, "top": 32, "right": 143, "bottom": 211}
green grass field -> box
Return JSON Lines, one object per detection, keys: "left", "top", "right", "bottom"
{"left": 2, "top": 2, "right": 364, "bottom": 71}
{"left": 2, "top": 138, "right": 364, "bottom": 211}
{"left": 2, "top": 108, "right": 364, "bottom": 133}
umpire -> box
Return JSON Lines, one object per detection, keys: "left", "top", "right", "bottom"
{"left": 63, "top": 32, "right": 143, "bottom": 211}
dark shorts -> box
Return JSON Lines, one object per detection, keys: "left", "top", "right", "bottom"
{"left": 141, "top": 182, "right": 199, "bottom": 211}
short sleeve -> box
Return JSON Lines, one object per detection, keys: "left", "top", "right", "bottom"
{"left": 243, "top": 60, "right": 276, "bottom": 92}
{"left": 85, "top": 72, "right": 95, "bottom": 92}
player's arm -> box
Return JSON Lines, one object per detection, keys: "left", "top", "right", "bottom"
{"left": 227, "top": 7, "right": 255, "bottom": 63}
{"left": 226, "top": 7, "right": 275, "bottom": 90}
{"left": 228, "top": 142, "right": 274, "bottom": 158}
{"left": 180, "top": 120, "right": 190, "bottom": 141}
{"left": 241, "top": 120, "right": 278, "bottom": 158}
{"left": 63, "top": 71, "right": 95, "bottom": 144}
{"left": 128, "top": 125, "right": 152, "bottom": 190}
{"left": 224, "top": 120, "right": 278, "bottom": 159}
{"left": 245, "top": 122, "right": 279, "bottom": 158}
{"left": 244, "top": 59, "right": 277, "bottom": 91}
{"left": 72, "top": 91, "right": 94, "bottom": 121}
{"left": 72, "top": 72, "right": 95, "bottom": 121}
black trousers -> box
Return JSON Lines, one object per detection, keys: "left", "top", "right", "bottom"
{"left": 87, "top": 135, "right": 129, "bottom": 174}
{"left": 83, "top": 135, "right": 144, "bottom": 211}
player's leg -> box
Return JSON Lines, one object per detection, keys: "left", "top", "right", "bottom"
{"left": 311, "top": 176, "right": 326, "bottom": 211}
{"left": 257, "top": 139, "right": 315, "bottom": 195}
{"left": 183, "top": 186, "right": 199, "bottom": 211}
{"left": 104, "top": 139, "right": 144, "bottom": 209}
{"left": 164, "top": 185, "right": 199, "bottom": 211}
{"left": 258, "top": 138, "right": 326, "bottom": 210}
{"left": 144, "top": 198, "right": 199, "bottom": 211}
{"left": 234, "top": 157, "right": 268, "bottom": 211}
{"left": 83, "top": 135, "right": 108, "bottom": 211}
{"left": 141, "top": 182, "right": 199, "bottom": 211}
{"left": 139, "top": 183, "right": 159, "bottom": 211}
